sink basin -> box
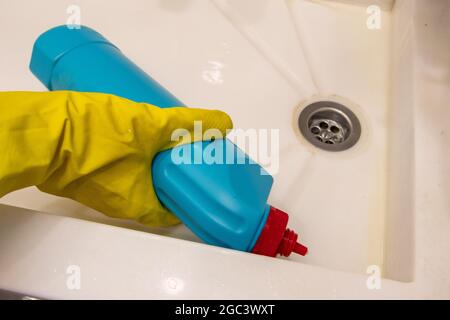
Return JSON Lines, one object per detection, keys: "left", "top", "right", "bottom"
{"left": 0, "top": 0, "right": 448, "bottom": 298}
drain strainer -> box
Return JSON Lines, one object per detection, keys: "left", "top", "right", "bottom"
{"left": 298, "top": 101, "right": 361, "bottom": 152}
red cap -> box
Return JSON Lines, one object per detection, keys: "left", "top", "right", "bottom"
{"left": 252, "top": 206, "right": 308, "bottom": 257}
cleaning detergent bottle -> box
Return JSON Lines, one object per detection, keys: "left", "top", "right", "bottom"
{"left": 29, "top": 25, "right": 307, "bottom": 258}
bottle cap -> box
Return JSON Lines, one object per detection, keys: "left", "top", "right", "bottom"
{"left": 29, "top": 25, "right": 115, "bottom": 88}
{"left": 252, "top": 206, "right": 308, "bottom": 257}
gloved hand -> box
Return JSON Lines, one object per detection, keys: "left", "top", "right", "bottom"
{"left": 0, "top": 91, "right": 232, "bottom": 226}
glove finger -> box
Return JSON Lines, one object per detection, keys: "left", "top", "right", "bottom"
{"left": 147, "top": 107, "right": 233, "bottom": 151}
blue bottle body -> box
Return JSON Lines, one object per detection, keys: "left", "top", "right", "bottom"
{"left": 30, "top": 25, "right": 273, "bottom": 252}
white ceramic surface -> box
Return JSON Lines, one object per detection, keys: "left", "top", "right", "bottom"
{"left": 0, "top": 0, "right": 448, "bottom": 299}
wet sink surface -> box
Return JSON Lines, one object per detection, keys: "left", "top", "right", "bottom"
{"left": 0, "top": 0, "right": 449, "bottom": 298}
{"left": 0, "top": 0, "right": 391, "bottom": 276}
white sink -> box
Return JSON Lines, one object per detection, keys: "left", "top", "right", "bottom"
{"left": 0, "top": 0, "right": 449, "bottom": 299}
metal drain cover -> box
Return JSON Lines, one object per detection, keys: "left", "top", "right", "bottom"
{"left": 298, "top": 101, "right": 361, "bottom": 152}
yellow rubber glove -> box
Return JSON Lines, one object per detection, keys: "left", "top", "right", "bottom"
{"left": 0, "top": 91, "right": 232, "bottom": 226}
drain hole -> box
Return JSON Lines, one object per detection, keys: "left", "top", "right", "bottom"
{"left": 311, "top": 126, "right": 320, "bottom": 134}
{"left": 330, "top": 126, "right": 340, "bottom": 134}
{"left": 298, "top": 101, "right": 361, "bottom": 152}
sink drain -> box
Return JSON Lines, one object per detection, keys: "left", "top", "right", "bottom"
{"left": 298, "top": 101, "right": 361, "bottom": 151}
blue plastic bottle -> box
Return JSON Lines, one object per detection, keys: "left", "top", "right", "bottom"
{"left": 29, "top": 25, "right": 307, "bottom": 257}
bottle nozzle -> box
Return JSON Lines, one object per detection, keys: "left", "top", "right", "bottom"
{"left": 294, "top": 242, "right": 308, "bottom": 256}
{"left": 277, "top": 228, "right": 308, "bottom": 257}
